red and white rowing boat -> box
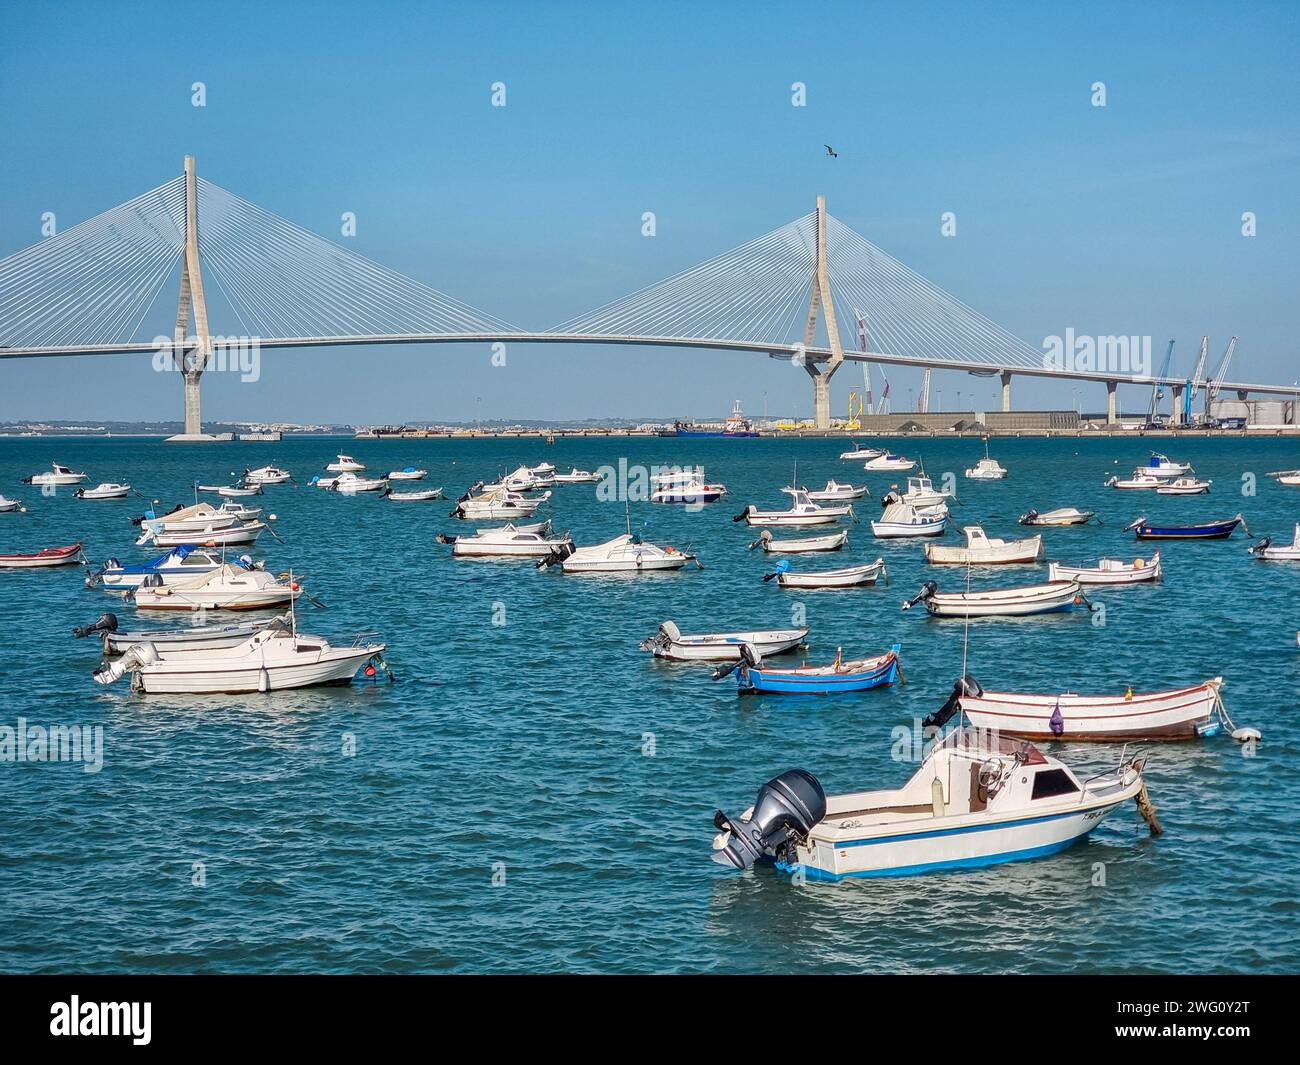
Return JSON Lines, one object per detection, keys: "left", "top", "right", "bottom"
{"left": 959, "top": 677, "right": 1228, "bottom": 740}
{"left": 0, "top": 541, "right": 84, "bottom": 569}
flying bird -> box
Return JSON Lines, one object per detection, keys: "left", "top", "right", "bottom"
{"left": 824, "top": 144, "right": 838, "bottom": 158}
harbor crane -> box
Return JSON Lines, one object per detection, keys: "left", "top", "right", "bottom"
{"left": 1204, "top": 336, "right": 1238, "bottom": 420}
{"left": 1185, "top": 336, "right": 1209, "bottom": 425}
{"left": 1147, "top": 339, "right": 1175, "bottom": 425}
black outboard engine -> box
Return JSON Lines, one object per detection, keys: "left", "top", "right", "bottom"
{"left": 710, "top": 642, "right": 760, "bottom": 681}
{"left": 1249, "top": 536, "right": 1271, "bottom": 556}
{"left": 73, "top": 613, "right": 119, "bottom": 639}
{"left": 924, "top": 674, "right": 983, "bottom": 730}
{"left": 140, "top": 573, "right": 163, "bottom": 588}
{"left": 535, "top": 542, "right": 576, "bottom": 569}
{"left": 1018, "top": 509, "right": 1038, "bottom": 526}
{"left": 902, "top": 580, "right": 938, "bottom": 610}
{"left": 711, "top": 769, "right": 827, "bottom": 870}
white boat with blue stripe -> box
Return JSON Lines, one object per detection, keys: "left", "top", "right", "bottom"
{"left": 711, "top": 678, "right": 1156, "bottom": 879}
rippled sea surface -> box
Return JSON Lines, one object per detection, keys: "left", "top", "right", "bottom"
{"left": 1, "top": 433, "right": 1298, "bottom": 973}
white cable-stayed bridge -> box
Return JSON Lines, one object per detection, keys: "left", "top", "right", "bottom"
{"left": 1, "top": 156, "right": 1294, "bottom": 435}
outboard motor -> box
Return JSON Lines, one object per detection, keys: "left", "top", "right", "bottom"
{"left": 761, "top": 559, "right": 791, "bottom": 582}
{"left": 711, "top": 641, "right": 761, "bottom": 681}
{"left": 1123, "top": 516, "right": 1147, "bottom": 533}
{"left": 923, "top": 674, "right": 983, "bottom": 730}
{"left": 747, "top": 529, "right": 773, "bottom": 551}
{"left": 93, "top": 642, "right": 158, "bottom": 686}
{"left": 535, "top": 542, "right": 576, "bottom": 569}
{"left": 140, "top": 573, "right": 164, "bottom": 588}
{"left": 73, "top": 613, "right": 119, "bottom": 639}
{"left": 901, "top": 580, "right": 938, "bottom": 610}
{"left": 1248, "top": 537, "right": 1271, "bottom": 556}
{"left": 711, "top": 769, "right": 827, "bottom": 870}
{"left": 1018, "top": 509, "right": 1038, "bottom": 526}
{"left": 731, "top": 505, "right": 755, "bottom": 523}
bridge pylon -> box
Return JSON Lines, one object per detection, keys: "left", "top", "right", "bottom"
{"left": 802, "top": 194, "right": 844, "bottom": 429}
{"left": 171, "top": 154, "right": 212, "bottom": 440}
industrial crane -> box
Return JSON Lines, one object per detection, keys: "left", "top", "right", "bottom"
{"left": 1147, "top": 339, "right": 1175, "bottom": 425}
{"left": 1185, "top": 336, "right": 1209, "bottom": 425}
{"left": 1204, "top": 337, "right": 1238, "bottom": 420}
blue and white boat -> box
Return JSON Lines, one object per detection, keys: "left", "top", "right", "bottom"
{"left": 710, "top": 678, "right": 1155, "bottom": 879}
{"left": 713, "top": 643, "right": 900, "bottom": 694}
{"left": 86, "top": 546, "right": 248, "bottom": 591}
{"left": 1125, "top": 513, "right": 1246, "bottom": 540}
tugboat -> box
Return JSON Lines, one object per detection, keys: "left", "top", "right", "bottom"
{"left": 672, "top": 400, "right": 760, "bottom": 438}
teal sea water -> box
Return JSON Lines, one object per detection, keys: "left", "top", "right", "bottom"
{"left": 1, "top": 434, "right": 1297, "bottom": 974}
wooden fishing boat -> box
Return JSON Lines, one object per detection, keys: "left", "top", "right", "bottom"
{"left": 713, "top": 643, "right": 901, "bottom": 695}
{"left": 748, "top": 528, "right": 848, "bottom": 553}
{"left": 1047, "top": 551, "right": 1161, "bottom": 584}
{"left": 1155, "top": 476, "right": 1211, "bottom": 495}
{"left": 871, "top": 495, "right": 946, "bottom": 538}
{"left": 75, "top": 483, "right": 131, "bottom": 499}
{"left": 734, "top": 488, "right": 852, "bottom": 526}
{"left": 0, "top": 541, "right": 83, "bottom": 568}
{"left": 1018, "top": 507, "right": 1095, "bottom": 526}
{"left": 387, "top": 488, "right": 444, "bottom": 502}
{"left": 806, "top": 480, "right": 868, "bottom": 501}
{"left": 764, "top": 558, "right": 886, "bottom": 589}
{"left": 924, "top": 526, "right": 1041, "bottom": 565}
{"left": 959, "top": 677, "right": 1229, "bottom": 741}
{"left": 710, "top": 716, "right": 1151, "bottom": 878}
{"left": 1248, "top": 523, "right": 1300, "bottom": 560}
{"left": 22, "top": 462, "right": 87, "bottom": 486}
{"left": 1125, "top": 514, "right": 1246, "bottom": 540}
{"left": 904, "top": 579, "right": 1084, "bottom": 617}
{"left": 640, "top": 620, "right": 807, "bottom": 660}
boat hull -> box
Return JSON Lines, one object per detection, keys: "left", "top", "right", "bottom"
{"left": 776, "top": 562, "right": 885, "bottom": 588}
{"left": 738, "top": 650, "right": 899, "bottom": 694}
{"left": 871, "top": 518, "right": 946, "bottom": 538}
{"left": 134, "top": 649, "right": 376, "bottom": 693}
{"left": 1134, "top": 518, "right": 1241, "bottom": 540}
{"left": 0, "top": 543, "right": 83, "bottom": 568}
{"left": 921, "top": 581, "right": 1081, "bottom": 617}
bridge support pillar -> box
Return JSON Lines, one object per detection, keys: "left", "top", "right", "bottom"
{"left": 1170, "top": 384, "right": 1184, "bottom": 426}
{"left": 1106, "top": 380, "right": 1118, "bottom": 425}
{"left": 169, "top": 154, "right": 212, "bottom": 441}
{"left": 1000, "top": 371, "right": 1012, "bottom": 412}
{"left": 803, "top": 193, "right": 844, "bottom": 429}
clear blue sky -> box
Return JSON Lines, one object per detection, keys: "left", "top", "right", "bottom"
{"left": 1, "top": 0, "right": 1296, "bottom": 423}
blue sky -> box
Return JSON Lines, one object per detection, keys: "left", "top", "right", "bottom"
{"left": 1, "top": 0, "right": 1296, "bottom": 423}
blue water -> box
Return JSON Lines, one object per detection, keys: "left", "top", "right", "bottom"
{"left": 1, "top": 434, "right": 1297, "bottom": 973}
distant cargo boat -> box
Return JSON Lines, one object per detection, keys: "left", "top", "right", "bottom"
{"left": 671, "top": 400, "right": 759, "bottom": 437}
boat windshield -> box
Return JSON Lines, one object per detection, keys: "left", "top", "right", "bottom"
{"left": 935, "top": 726, "right": 1047, "bottom": 765}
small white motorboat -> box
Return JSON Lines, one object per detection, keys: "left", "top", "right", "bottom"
{"left": 806, "top": 480, "right": 868, "bottom": 501}
{"left": 23, "top": 462, "right": 88, "bottom": 486}
{"left": 387, "top": 488, "right": 444, "bottom": 502}
{"left": 1018, "top": 507, "right": 1095, "bottom": 527}
{"left": 1267, "top": 469, "right": 1300, "bottom": 487}
{"left": 639, "top": 620, "right": 808, "bottom": 661}
{"left": 863, "top": 453, "right": 916, "bottom": 472}
{"left": 326, "top": 454, "right": 366, "bottom": 472}
{"left": 711, "top": 710, "right": 1154, "bottom": 879}
{"left": 1142, "top": 452, "right": 1191, "bottom": 479}
{"left": 135, "top": 502, "right": 238, "bottom": 534}
{"left": 1105, "top": 470, "right": 1163, "bottom": 490}
{"left": 0, "top": 494, "right": 24, "bottom": 512}
{"left": 476, "top": 518, "right": 552, "bottom": 536}
{"left": 452, "top": 486, "right": 546, "bottom": 520}
{"left": 871, "top": 494, "right": 947, "bottom": 538}
{"left": 1047, "top": 552, "right": 1161, "bottom": 584}
{"left": 1156, "top": 476, "right": 1212, "bottom": 495}
{"left": 651, "top": 468, "right": 727, "bottom": 504}
{"left": 1248, "top": 523, "right": 1300, "bottom": 560}
{"left": 479, "top": 465, "right": 551, "bottom": 492}
{"left": 314, "top": 472, "right": 388, "bottom": 493}
{"left": 93, "top": 617, "right": 387, "bottom": 694}
{"left": 86, "top": 546, "right": 242, "bottom": 590}
{"left": 960, "top": 677, "right": 1231, "bottom": 741}
{"left": 388, "top": 467, "right": 427, "bottom": 481}
{"left": 897, "top": 472, "right": 953, "bottom": 509}
{"left": 924, "top": 525, "right": 1042, "bottom": 565}
{"left": 734, "top": 488, "right": 852, "bottom": 527}
{"left": 216, "top": 500, "right": 263, "bottom": 521}
{"left": 129, "top": 562, "right": 300, "bottom": 611}
{"left": 439, "top": 523, "right": 574, "bottom": 558}
{"left": 904, "top": 578, "right": 1084, "bottom": 617}
{"left": 748, "top": 528, "right": 848, "bottom": 553}
{"left": 839, "top": 443, "right": 883, "bottom": 461}
{"left": 764, "top": 557, "right": 887, "bottom": 589}
{"left": 244, "top": 465, "right": 292, "bottom": 484}
{"left": 137, "top": 520, "right": 267, "bottom": 549}
{"left": 965, "top": 439, "right": 1007, "bottom": 480}
{"left": 75, "top": 482, "right": 131, "bottom": 500}
{"left": 552, "top": 468, "right": 599, "bottom": 484}
{"left": 541, "top": 533, "right": 697, "bottom": 573}
{"left": 74, "top": 611, "right": 281, "bottom": 655}
{"left": 218, "top": 482, "right": 264, "bottom": 497}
